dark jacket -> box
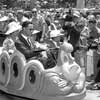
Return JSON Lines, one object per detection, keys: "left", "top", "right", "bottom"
{"left": 67, "top": 26, "right": 80, "bottom": 49}
{"left": 15, "top": 32, "right": 41, "bottom": 59}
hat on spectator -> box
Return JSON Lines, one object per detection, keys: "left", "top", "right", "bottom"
{"left": 88, "top": 15, "right": 96, "bottom": 23}
{"left": 5, "top": 22, "right": 22, "bottom": 35}
{"left": 73, "top": 11, "right": 80, "bottom": 18}
{"left": 32, "top": 8, "right": 37, "bottom": 12}
{"left": 50, "top": 30, "right": 64, "bottom": 38}
{"left": 0, "top": 16, "right": 9, "bottom": 22}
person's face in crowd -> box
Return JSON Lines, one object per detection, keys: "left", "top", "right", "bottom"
{"left": 73, "top": 16, "right": 80, "bottom": 24}
{"left": 75, "top": 24, "right": 84, "bottom": 32}
{"left": 52, "top": 36, "right": 61, "bottom": 43}
{"left": 17, "top": 12, "right": 23, "bottom": 20}
{"left": 32, "top": 11, "right": 37, "bottom": 18}
{"left": 0, "top": 20, "right": 10, "bottom": 31}
{"left": 96, "top": 15, "right": 100, "bottom": 20}
{"left": 88, "top": 20, "right": 96, "bottom": 30}
{"left": 24, "top": 24, "right": 34, "bottom": 37}
{"left": 55, "top": 22, "right": 61, "bottom": 30}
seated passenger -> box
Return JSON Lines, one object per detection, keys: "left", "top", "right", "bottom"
{"left": 49, "top": 30, "right": 64, "bottom": 48}
{"left": 42, "top": 30, "right": 64, "bottom": 69}
{"left": 5, "top": 20, "right": 22, "bottom": 42}
{"left": 15, "top": 21, "right": 44, "bottom": 59}
{"left": 1, "top": 20, "right": 22, "bottom": 53}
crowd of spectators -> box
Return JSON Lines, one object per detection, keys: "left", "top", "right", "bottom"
{"left": 0, "top": 7, "right": 100, "bottom": 90}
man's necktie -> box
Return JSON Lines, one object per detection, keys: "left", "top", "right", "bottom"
{"left": 27, "top": 38, "right": 33, "bottom": 48}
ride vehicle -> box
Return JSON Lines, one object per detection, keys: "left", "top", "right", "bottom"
{"left": 0, "top": 38, "right": 86, "bottom": 100}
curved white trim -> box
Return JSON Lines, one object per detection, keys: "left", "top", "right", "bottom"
{"left": 18, "top": 60, "right": 44, "bottom": 91}
{"left": 0, "top": 51, "right": 10, "bottom": 86}
{"left": 8, "top": 50, "right": 26, "bottom": 90}
{"left": 10, "top": 50, "right": 26, "bottom": 67}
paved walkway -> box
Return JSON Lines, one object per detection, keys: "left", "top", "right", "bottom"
{"left": 83, "top": 90, "right": 100, "bottom": 100}
{"left": 0, "top": 90, "right": 100, "bottom": 100}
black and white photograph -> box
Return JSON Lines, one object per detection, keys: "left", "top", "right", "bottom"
{"left": 0, "top": 0, "right": 100, "bottom": 100}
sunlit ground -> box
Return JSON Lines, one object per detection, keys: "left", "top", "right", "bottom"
{"left": 0, "top": 89, "right": 100, "bottom": 100}
{"left": 84, "top": 90, "right": 100, "bottom": 100}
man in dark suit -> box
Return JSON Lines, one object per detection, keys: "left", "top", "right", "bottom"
{"left": 15, "top": 21, "right": 42, "bottom": 59}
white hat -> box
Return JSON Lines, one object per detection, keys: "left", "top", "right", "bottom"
{"left": 5, "top": 21, "right": 22, "bottom": 35}
{"left": 0, "top": 16, "right": 9, "bottom": 22}
{"left": 73, "top": 11, "right": 80, "bottom": 18}
{"left": 50, "top": 30, "right": 64, "bottom": 38}
{"left": 54, "top": 20, "right": 59, "bottom": 24}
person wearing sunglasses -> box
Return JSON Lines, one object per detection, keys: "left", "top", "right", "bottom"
{"left": 85, "top": 15, "right": 100, "bottom": 90}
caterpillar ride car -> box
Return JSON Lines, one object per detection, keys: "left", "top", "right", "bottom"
{"left": 0, "top": 38, "right": 86, "bottom": 100}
